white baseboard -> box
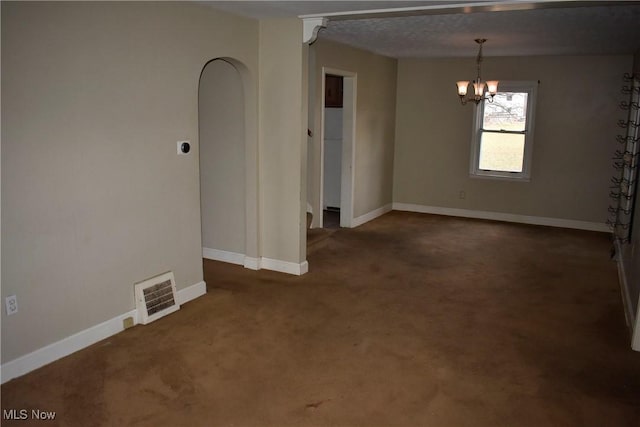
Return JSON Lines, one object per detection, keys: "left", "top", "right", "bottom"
{"left": 0, "top": 280, "right": 207, "bottom": 384}
{"left": 202, "top": 247, "right": 259, "bottom": 270}
{"left": 176, "top": 280, "right": 207, "bottom": 305}
{"left": 202, "top": 247, "right": 245, "bottom": 266}
{"left": 392, "top": 203, "right": 610, "bottom": 233}
{"left": 261, "top": 258, "right": 309, "bottom": 275}
{"left": 202, "top": 247, "right": 308, "bottom": 275}
{"left": 352, "top": 203, "right": 393, "bottom": 228}
{"left": 244, "top": 256, "right": 260, "bottom": 270}
{"left": 300, "top": 260, "right": 309, "bottom": 275}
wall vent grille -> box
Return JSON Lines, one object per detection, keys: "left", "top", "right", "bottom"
{"left": 134, "top": 271, "right": 180, "bottom": 325}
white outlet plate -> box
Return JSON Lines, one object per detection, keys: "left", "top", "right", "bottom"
{"left": 5, "top": 295, "right": 18, "bottom": 316}
{"left": 177, "top": 140, "right": 191, "bottom": 155}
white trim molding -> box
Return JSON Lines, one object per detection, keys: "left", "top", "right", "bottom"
{"left": 299, "top": 1, "right": 572, "bottom": 20}
{"left": 176, "top": 281, "right": 207, "bottom": 306}
{"left": 202, "top": 248, "right": 308, "bottom": 275}
{"left": 352, "top": 203, "right": 393, "bottom": 228}
{"left": 243, "top": 257, "right": 261, "bottom": 270}
{"left": 261, "top": 258, "right": 309, "bottom": 276}
{"left": 302, "top": 17, "right": 327, "bottom": 44}
{"left": 1, "top": 281, "right": 207, "bottom": 384}
{"left": 470, "top": 80, "right": 538, "bottom": 182}
{"left": 318, "top": 67, "right": 357, "bottom": 229}
{"left": 1, "top": 309, "right": 137, "bottom": 385}
{"left": 392, "top": 203, "right": 609, "bottom": 232}
{"left": 202, "top": 247, "right": 245, "bottom": 266}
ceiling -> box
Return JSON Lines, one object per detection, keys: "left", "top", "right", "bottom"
{"left": 205, "top": 1, "right": 640, "bottom": 58}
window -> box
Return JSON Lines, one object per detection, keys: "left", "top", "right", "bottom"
{"left": 470, "top": 81, "right": 538, "bottom": 181}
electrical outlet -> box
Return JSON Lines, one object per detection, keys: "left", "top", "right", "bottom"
{"left": 459, "top": 190, "right": 466, "bottom": 200}
{"left": 122, "top": 317, "right": 134, "bottom": 329}
{"left": 5, "top": 295, "right": 18, "bottom": 316}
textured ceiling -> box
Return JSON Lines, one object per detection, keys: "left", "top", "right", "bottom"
{"left": 320, "top": 4, "right": 640, "bottom": 58}
{"left": 204, "top": 1, "right": 640, "bottom": 58}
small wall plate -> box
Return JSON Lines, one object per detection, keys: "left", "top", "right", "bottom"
{"left": 177, "top": 140, "right": 191, "bottom": 155}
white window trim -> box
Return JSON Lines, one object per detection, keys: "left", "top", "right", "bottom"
{"left": 470, "top": 80, "right": 538, "bottom": 182}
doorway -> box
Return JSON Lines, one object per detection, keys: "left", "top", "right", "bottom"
{"left": 199, "top": 59, "right": 246, "bottom": 261}
{"left": 320, "top": 67, "right": 356, "bottom": 229}
{"left": 323, "top": 74, "right": 343, "bottom": 229}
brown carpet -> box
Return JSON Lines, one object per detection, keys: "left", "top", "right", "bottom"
{"left": 2, "top": 211, "right": 640, "bottom": 426}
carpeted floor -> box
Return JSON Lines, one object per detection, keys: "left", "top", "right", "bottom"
{"left": 2, "top": 211, "right": 639, "bottom": 426}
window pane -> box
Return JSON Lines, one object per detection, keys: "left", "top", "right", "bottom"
{"left": 482, "top": 92, "right": 528, "bottom": 131}
{"left": 479, "top": 132, "right": 525, "bottom": 172}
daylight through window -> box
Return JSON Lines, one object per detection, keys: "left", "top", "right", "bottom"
{"left": 470, "top": 81, "right": 538, "bottom": 180}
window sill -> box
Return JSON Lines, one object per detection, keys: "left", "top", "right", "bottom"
{"left": 470, "top": 172, "right": 531, "bottom": 183}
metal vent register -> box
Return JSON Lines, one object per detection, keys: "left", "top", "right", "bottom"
{"left": 134, "top": 271, "right": 180, "bottom": 324}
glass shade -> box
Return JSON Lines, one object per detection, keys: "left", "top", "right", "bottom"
{"left": 456, "top": 81, "right": 469, "bottom": 96}
{"left": 473, "top": 82, "right": 485, "bottom": 97}
{"left": 486, "top": 80, "right": 499, "bottom": 95}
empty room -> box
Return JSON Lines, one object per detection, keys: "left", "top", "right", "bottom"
{"left": 2, "top": 1, "right": 640, "bottom": 426}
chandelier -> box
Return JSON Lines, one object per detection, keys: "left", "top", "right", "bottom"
{"left": 456, "top": 39, "right": 498, "bottom": 105}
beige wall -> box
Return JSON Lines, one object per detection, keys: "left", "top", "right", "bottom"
{"left": 258, "top": 19, "right": 306, "bottom": 264}
{"left": 618, "top": 50, "right": 640, "bottom": 349}
{"left": 310, "top": 39, "right": 397, "bottom": 223}
{"left": 394, "top": 55, "right": 632, "bottom": 223}
{"left": 199, "top": 60, "right": 246, "bottom": 255}
{"left": 1, "top": 2, "right": 259, "bottom": 363}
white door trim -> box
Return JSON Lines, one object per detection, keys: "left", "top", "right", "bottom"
{"left": 320, "top": 67, "right": 356, "bottom": 228}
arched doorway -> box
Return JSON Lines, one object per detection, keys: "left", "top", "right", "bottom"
{"left": 199, "top": 59, "right": 249, "bottom": 265}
